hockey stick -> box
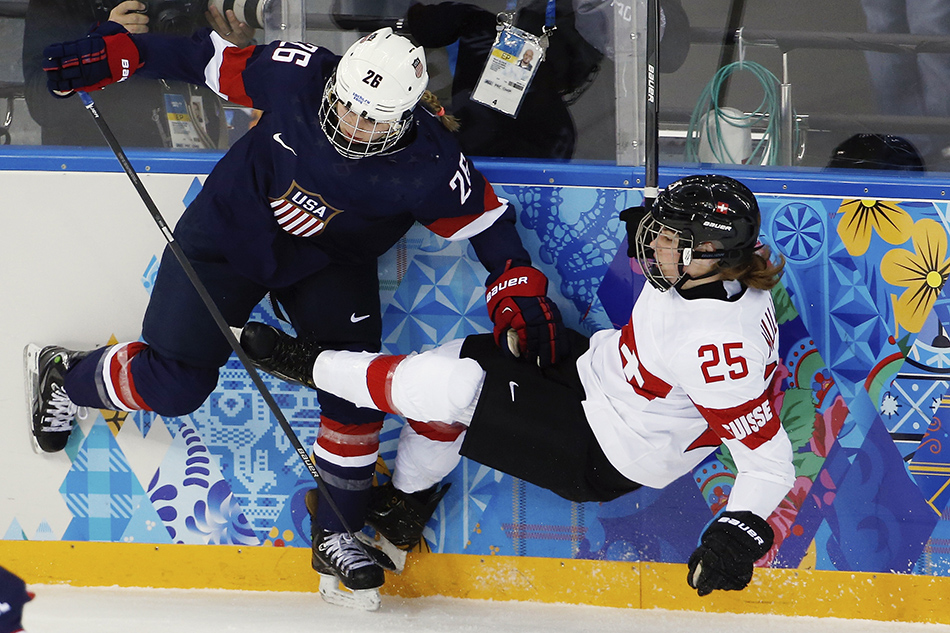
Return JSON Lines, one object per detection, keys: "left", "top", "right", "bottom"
{"left": 644, "top": 0, "right": 661, "bottom": 208}
{"left": 77, "top": 91, "right": 393, "bottom": 571}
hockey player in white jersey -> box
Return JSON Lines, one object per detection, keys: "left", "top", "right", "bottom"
{"left": 240, "top": 173, "right": 795, "bottom": 597}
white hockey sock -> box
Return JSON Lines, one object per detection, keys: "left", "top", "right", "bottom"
{"left": 392, "top": 420, "right": 466, "bottom": 494}
{"left": 389, "top": 343, "right": 484, "bottom": 423}
{"left": 313, "top": 340, "right": 485, "bottom": 423}
{"left": 313, "top": 350, "right": 386, "bottom": 411}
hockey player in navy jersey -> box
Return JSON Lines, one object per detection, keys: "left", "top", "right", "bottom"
{"left": 240, "top": 174, "right": 796, "bottom": 598}
{"left": 0, "top": 566, "right": 33, "bottom": 633}
{"left": 31, "top": 23, "right": 567, "bottom": 608}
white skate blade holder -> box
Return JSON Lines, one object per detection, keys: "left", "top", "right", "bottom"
{"left": 356, "top": 530, "right": 407, "bottom": 574}
{"left": 24, "top": 343, "right": 42, "bottom": 454}
{"left": 317, "top": 574, "right": 381, "bottom": 611}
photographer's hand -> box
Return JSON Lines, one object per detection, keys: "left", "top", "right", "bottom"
{"left": 109, "top": 0, "right": 150, "bottom": 34}
{"left": 206, "top": 6, "right": 254, "bottom": 47}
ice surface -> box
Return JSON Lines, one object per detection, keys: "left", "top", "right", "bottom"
{"left": 19, "top": 585, "right": 950, "bottom": 633}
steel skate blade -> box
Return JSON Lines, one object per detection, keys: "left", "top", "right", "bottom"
{"left": 690, "top": 560, "right": 703, "bottom": 588}
{"left": 317, "top": 574, "right": 381, "bottom": 611}
{"left": 24, "top": 344, "right": 42, "bottom": 455}
{"left": 356, "top": 531, "right": 406, "bottom": 574}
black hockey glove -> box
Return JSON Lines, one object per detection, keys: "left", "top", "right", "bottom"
{"left": 687, "top": 511, "right": 773, "bottom": 597}
{"left": 486, "top": 263, "right": 569, "bottom": 368}
{"left": 43, "top": 21, "right": 142, "bottom": 97}
{"left": 619, "top": 206, "right": 649, "bottom": 257}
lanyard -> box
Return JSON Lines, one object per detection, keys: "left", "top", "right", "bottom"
{"left": 506, "top": 0, "right": 556, "bottom": 30}
{"left": 471, "top": 1, "right": 554, "bottom": 117}
{"left": 501, "top": 0, "right": 557, "bottom": 53}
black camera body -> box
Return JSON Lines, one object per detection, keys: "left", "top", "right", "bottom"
{"left": 140, "top": 0, "right": 266, "bottom": 33}
{"left": 102, "top": 0, "right": 266, "bottom": 35}
{"left": 138, "top": 0, "right": 207, "bottom": 34}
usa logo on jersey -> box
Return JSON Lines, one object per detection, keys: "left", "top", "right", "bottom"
{"left": 269, "top": 181, "right": 343, "bottom": 238}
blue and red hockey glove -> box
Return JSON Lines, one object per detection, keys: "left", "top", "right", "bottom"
{"left": 485, "top": 263, "right": 569, "bottom": 368}
{"left": 43, "top": 21, "right": 142, "bottom": 97}
{"left": 687, "top": 511, "right": 773, "bottom": 596}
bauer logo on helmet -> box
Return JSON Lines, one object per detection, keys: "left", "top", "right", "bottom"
{"left": 702, "top": 220, "right": 731, "bottom": 232}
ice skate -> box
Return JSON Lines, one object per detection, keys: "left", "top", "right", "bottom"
{"left": 366, "top": 481, "right": 450, "bottom": 550}
{"left": 24, "top": 344, "right": 87, "bottom": 454}
{"left": 304, "top": 488, "right": 389, "bottom": 610}
{"left": 312, "top": 529, "right": 385, "bottom": 611}
{"left": 239, "top": 322, "right": 322, "bottom": 389}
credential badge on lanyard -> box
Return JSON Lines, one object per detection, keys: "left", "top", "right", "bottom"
{"left": 162, "top": 91, "right": 209, "bottom": 149}
{"left": 471, "top": 1, "right": 555, "bottom": 117}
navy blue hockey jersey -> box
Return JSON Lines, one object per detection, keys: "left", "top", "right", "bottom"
{"left": 131, "top": 30, "right": 531, "bottom": 288}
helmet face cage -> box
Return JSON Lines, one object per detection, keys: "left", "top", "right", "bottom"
{"left": 319, "top": 77, "right": 410, "bottom": 159}
{"left": 634, "top": 215, "right": 696, "bottom": 291}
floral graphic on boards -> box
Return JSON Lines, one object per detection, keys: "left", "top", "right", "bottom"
{"left": 881, "top": 218, "right": 950, "bottom": 333}
{"left": 836, "top": 198, "right": 913, "bottom": 256}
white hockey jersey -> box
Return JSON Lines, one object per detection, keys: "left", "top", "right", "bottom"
{"left": 576, "top": 281, "right": 795, "bottom": 519}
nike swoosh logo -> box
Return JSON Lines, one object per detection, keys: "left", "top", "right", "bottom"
{"left": 273, "top": 133, "right": 297, "bottom": 156}
{"left": 350, "top": 313, "right": 371, "bottom": 323}
{"left": 509, "top": 381, "right": 518, "bottom": 401}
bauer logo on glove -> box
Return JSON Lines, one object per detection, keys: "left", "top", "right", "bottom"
{"left": 687, "top": 510, "right": 773, "bottom": 596}
{"left": 485, "top": 262, "right": 569, "bottom": 368}
{"left": 485, "top": 273, "right": 531, "bottom": 303}
{"left": 43, "top": 21, "right": 143, "bottom": 97}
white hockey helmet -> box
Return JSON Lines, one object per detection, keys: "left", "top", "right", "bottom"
{"left": 319, "top": 28, "right": 429, "bottom": 159}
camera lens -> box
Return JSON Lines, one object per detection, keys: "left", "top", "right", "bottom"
{"left": 211, "top": 0, "right": 266, "bottom": 29}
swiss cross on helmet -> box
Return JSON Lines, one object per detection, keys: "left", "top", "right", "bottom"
{"left": 319, "top": 27, "right": 429, "bottom": 159}
{"left": 632, "top": 174, "right": 761, "bottom": 291}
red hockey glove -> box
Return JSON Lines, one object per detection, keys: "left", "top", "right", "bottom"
{"left": 43, "top": 22, "right": 142, "bottom": 97}
{"left": 485, "top": 264, "right": 568, "bottom": 367}
{"left": 687, "top": 511, "right": 773, "bottom": 596}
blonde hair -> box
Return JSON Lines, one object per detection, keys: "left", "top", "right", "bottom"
{"left": 718, "top": 245, "right": 785, "bottom": 291}
{"left": 419, "top": 90, "right": 460, "bottom": 132}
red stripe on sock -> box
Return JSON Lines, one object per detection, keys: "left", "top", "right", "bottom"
{"left": 316, "top": 416, "right": 383, "bottom": 458}
{"left": 366, "top": 355, "right": 407, "bottom": 414}
{"left": 110, "top": 341, "right": 150, "bottom": 410}
{"left": 407, "top": 419, "right": 466, "bottom": 442}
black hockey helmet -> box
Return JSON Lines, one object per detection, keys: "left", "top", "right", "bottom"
{"left": 827, "top": 133, "right": 925, "bottom": 172}
{"left": 630, "top": 174, "right": 761, "bottom": 290}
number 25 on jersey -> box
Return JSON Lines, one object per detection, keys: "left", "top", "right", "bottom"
{"left": 699, "top": 342, "right": 749, "bottom": 384}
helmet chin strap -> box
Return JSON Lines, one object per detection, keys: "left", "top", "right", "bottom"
{"left": 673, "top": 247, "right": 724, "bottom": 289}
{"left": 674, "top": 268, "right": 722, "bottom": 290}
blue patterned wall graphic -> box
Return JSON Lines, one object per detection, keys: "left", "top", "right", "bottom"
{"left": 13, "top": 172, "right": 950, "bottom": 588}
{"left": 59, "top": 422, "right": 147, "bottom": 542}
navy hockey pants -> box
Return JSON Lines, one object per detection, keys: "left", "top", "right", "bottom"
{"left": 65, "top": 241, "right": 386, "bottom": 532}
